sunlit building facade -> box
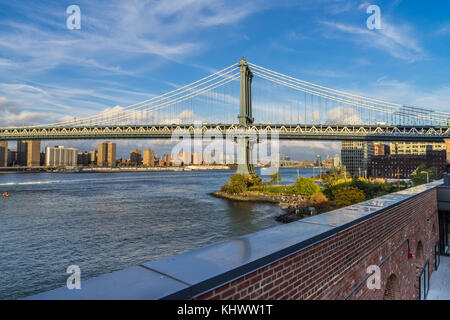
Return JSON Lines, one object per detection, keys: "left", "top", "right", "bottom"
{"left": 45, "top": 146, "right": 78, "bottom": 167}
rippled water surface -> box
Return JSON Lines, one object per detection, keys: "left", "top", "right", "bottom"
{"left": 0, "top": 168, "right": 315, "bottom": 299}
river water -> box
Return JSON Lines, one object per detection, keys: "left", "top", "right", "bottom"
{"left": 0, "top": 167, "right": 316, "bottom": 299}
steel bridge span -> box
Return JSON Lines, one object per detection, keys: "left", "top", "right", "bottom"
{"left": 0, "top": 123, "right": 449, "bottom": 142}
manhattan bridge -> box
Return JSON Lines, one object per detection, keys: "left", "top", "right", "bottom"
{"left": 1, "top": 57, "right": 449, "bottom": 175}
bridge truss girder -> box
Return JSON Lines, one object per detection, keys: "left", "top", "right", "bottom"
{"left": 0, "top": 124, "right": 449, "bottom": 142}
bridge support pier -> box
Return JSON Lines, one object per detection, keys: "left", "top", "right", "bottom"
{"left": 236, "top": 137, "right": 255, "bottom": 176}
{"left": 235, "top": 57, "right": 255, "bottom": 176}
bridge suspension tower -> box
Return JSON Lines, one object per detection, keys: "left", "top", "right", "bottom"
{"left": 236, "top": 57, "right": 256, "bottom": 176}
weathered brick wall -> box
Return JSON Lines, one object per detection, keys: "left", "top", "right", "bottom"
{"left": 197, "top": 189, "right": 439, "bottom": 300}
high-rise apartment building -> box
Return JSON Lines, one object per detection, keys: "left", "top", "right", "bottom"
{"left": 45, "top": 146, "right": 78, "bottom": 167}
{"left": 107, "top": 142, "right": 116, "bottom": 167}
{"left": 27, "top": 141, "right": 41, "bottom": 167}
{"left": 130, "top": 149, "right": 142, "bottom": 165}
{"left": 77, "top": 152, "right": 90, "bottom": 166}
{"left": 203, "top": 153, "right": 212, "bottom": 165}
{"left": 163, "top": 154, "right": 172, "bottom": 166}
{"left": 97, "top": 142, "right": 116, "bottom": 167}
{"left": 179, "top": 152, "right": 191, "bottom": 165}
{"left": 7, "top": 149, "right": 17, "bottom": 166}
{"left": 143, "top": 149, "right": 155, "bottom": 167}
{"left": 446, "top": 139, "right": 450, "bottom": 162}
{"left": 89, "top": 149, "right": 97, "bottom": 164}
{"left": 341, "top": 141, "right": 374, "bottom": 177}
{"left": 16, "top": 140, "right": 41, "bottom": 167}
{"left": 192, "top": 152, "right": 202, "bottom": 165}
{"left": 0, "top": 141, "right": 7, "bottom": 167}
{"left": 17, "top": 141, "right": 28, "bottom": 166}
{"left": 333, "top": 154, "right": 341, "bottom": 168}
{"left": 97, "top": 143, "right": 107, "bottom": 166}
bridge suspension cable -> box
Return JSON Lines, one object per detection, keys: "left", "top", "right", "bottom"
{"left": 252, "top": 70, "right": 446, "bottom": 124}
{"left": 31, "top": 63, "right": 240, "bottom": 128}
{"left": 5, "top": 60, "right": 450, "bottom": 129}
{"left": 249, "top": 62, "right": 450, "bottom": 125}
{"left": 87, "top": 72, "right": 239, "bottom": 126}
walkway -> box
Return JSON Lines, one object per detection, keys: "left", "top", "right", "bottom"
{"left": 427, "top": 255, "right": 450, "bottom": 300}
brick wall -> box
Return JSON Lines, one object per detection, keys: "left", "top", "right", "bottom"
{"left": 197, "top": 189, "right": 439, "bottom": 300}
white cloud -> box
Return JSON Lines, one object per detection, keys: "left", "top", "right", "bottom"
{"left": 326, "top": 106, "right": 363, "bottom": 125}
{"left": 0, "top": 97, "right": 21, "bottom": 114}
{"left": 161, "top": 110, "right": 202, "bottom": 124}
{"left": 321, "top": 19, "right": 425, "bottom": 62}
{"left": 436, "top": 23, "right": 450, "bottom": 36}
{"left": 358, "top": 2, "right": 371, "bottom": 10}
{"left": 0, "top": 110, "right": 57, "bottom": 127}
{"left": 364, "top": 79, "right": 450, "bottom": 113}
{"left": 0, "top": 1, "right": 267, "bottom": 129}
{"left": 0, "top": 0, "right": 264, "bottom": 74}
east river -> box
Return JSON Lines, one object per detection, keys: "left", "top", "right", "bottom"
{"left": 0, "top": 168, "right": 316, "bottom": 299}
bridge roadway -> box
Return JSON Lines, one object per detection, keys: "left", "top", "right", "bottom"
{"left": 0, "top": 123, "right": 449, "bottom": 142}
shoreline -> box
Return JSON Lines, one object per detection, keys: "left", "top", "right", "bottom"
{"left": 212, "top": 188, "right": 342, "bottom": 224}
{"left": 0, "top": 165, "right": 232, "bottom": 174}
{"left": 211, "top": 190, "right": 315, "bottom": 223}
{"left": 210, "top": 191, "right": 280, "bottom": 204}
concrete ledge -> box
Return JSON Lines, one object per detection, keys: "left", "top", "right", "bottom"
{"left": 25, "top": 266, "right": 190, "bottom": 300}
{"left": 26, "top": 180, "right": 443, "bottom": 300}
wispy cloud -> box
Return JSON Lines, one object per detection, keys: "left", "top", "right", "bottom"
{"left": 0, "top": 0, "right": 263, "bottom": 74}
{"left": 436, "top": 22, "right": 450, "bottom": 36}
{"left": 321, "top": 18, "right": 425, "bottom": 62}
{"left": 0, "top": 0, "right": 267, "bottom": 128}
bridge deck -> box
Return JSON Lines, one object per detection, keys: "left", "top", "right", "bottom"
{"left": 0, "top": 124, "right": 449, "bottom": 141}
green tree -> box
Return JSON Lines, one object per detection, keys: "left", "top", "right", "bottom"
{"left": 309, "top": 192, "right": 330, "bottom": 212}
{"left": 410, "top": 164, "right": 437, "bottom": 186}
{"left": 223, "top": 174, "right": 248, "bottom": 194}
{"left": 333, "top": 187, "right": 366, "bottom": 207}
{"left": 221, "top": 174, "right": 262, "bottom": 194}
{"left": 295, "top": 177, "right": 320, "bottom": 197}
{"left": 269, "top": 171, "right": 281, "bottom": 185}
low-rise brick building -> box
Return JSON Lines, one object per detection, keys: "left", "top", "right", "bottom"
{"left": 371, "top": 146, "right": 446, "bottom": 179}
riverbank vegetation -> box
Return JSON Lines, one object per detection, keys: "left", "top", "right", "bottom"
{"left": 217, "top": 164, "right": 439, "bottom": 223}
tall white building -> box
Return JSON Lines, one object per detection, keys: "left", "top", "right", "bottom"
{"left": 334, "top": 154, "right": 341, "bottom": 168}
{"left": 45, "top": 146, "right": 78, "bottom": 167}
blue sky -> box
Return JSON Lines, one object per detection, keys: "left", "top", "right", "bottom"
{"left": 0, "top": 0, "right": 449, "bottom": 160}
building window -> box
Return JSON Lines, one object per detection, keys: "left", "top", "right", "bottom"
{"left": 383, "top": 274, "right": 401, "bottom": 300}
{"left": 418, "top": 261, "right": 430, "bottom": 300}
